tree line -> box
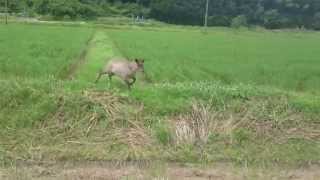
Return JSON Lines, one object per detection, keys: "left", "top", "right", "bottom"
{"left": 1, "top": 0, "right": 320, "bottom": 30}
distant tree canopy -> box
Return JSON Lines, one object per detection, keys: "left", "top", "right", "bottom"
{"left": 2, "top": 0, "right": 320, "bottom": 30}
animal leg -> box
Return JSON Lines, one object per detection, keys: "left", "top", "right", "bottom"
{"left": 107, "top": 73, "right": 114, "bottom": 87}
{"left": 95, "top": 72, "right": 104, "bottom": 83}
{"left": 130, "top": 77, "right": 136, "bottom": 85}
{"left": 108, "top": 73, "right": 113, "bottom": 81}
{"left": 125, "top": 79, "right": 132, "bottom": 90}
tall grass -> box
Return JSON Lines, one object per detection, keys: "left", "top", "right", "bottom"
{"left": 0, "top": 24, "right": 93, "bottom": 79}
{"left": 107, "top": 28, "right": 320, "bottom": 93}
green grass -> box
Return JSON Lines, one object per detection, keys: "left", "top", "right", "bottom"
{"left": 1, "top": 23, "right": 320, "bottom": 169}
{"left": 0, "top": 23, "right": 93, "bottom": 79}
{"left": 74, "top": 30, "right": 121, "bottom": 83}
{"left": 107, "top": 28, "right": 320, "bottom": 93}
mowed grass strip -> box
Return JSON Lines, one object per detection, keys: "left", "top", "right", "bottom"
{"left": 107, "top": 28, "right": 320, "bottom": 93}
{"left": 0, "top": 24, "right": 93, "bottom": 79}
{"left": 74, "top": 30, "right": 122, "bottom": 84}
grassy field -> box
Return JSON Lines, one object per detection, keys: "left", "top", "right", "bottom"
{"left": 1, "top": 23, "right": 320, "bottom": 179}
{"left": 107, "top": 28, "right": 320, "bottom": 93}
{"left": 0, "top": 24, "right": 93, "bottom": 79}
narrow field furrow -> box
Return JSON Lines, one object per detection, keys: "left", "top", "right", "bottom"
{"left": 64, "top": 32, "right": 95, "bottom": 80}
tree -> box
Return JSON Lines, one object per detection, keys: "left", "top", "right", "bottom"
{"left": 313, "top": 12, "right": 320, "bottom": 30}
{"left": 4, "top": 0, "right": 320, "bottom": 30}
{"left": 263, "top": 9, "right": 282, "bottom": 29}
{"left": 231, "top": 15, "right": 248, "bottom": 28}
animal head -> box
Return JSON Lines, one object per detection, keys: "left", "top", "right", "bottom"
{"left": 134, "top": 58, "right": 145, "bottom": 73}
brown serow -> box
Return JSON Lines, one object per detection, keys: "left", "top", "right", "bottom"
{"left": 95, "top": 57, "right": 145, "bottom": 90}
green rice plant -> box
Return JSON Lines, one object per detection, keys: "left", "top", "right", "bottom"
{"left": 107, "top": 28, "right": 320, "bottom": 93}
{"left": 0, "top": 23, "right": 93, "bottom": 79}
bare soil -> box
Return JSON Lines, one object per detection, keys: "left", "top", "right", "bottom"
{"left": 1, "top": 161, "right": 319, "bottom": 180}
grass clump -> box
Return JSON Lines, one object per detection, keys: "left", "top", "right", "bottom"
{"left": 152, "top": 120, "right": 172, "bottom": 146}
{"left": 0, "top": 79, "right": 60, "bottom": 128}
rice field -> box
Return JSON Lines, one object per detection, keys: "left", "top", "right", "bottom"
{"left": 1, "top": 23, "right": 320, "bottom": 176}
{"left": 107, "top": 28, "right": 320, "bottom": 93}
{"left": 0, "top": 24, "right": 93, "bottom": 79}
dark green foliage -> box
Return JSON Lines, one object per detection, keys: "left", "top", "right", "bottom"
{"left": 263, "top": 9, "right": 283, "bottom": 29}
{"left": 208, "top": 15, "right": 231, "bottom": 27}
{"left": 150, "top": 0, "right": 320, "bottom": 30}
{"left": 150, "top": 0, "right": 205, "bottom": 25}
{"left": 313, "top": 12, "right": 320, "bottom": 30}
{"left": 231, "top": 15, "right": 248, "bottom": 28}
{"left": 2, "top": 0, "right": 320, "bottom": 29}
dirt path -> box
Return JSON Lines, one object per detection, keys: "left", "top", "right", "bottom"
{"left": 1, "top": 161, "right": 320, "bottom": 180}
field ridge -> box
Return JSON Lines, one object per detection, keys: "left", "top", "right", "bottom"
{"left": 64, "top": 31, "right": 96, "bottom": 80}
{"left": 73, "top": 30, "right": 122, "bottom": 83}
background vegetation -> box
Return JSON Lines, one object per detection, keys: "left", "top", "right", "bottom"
{"left": 1, "top": 0, "right": 320, "bottom": 29}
